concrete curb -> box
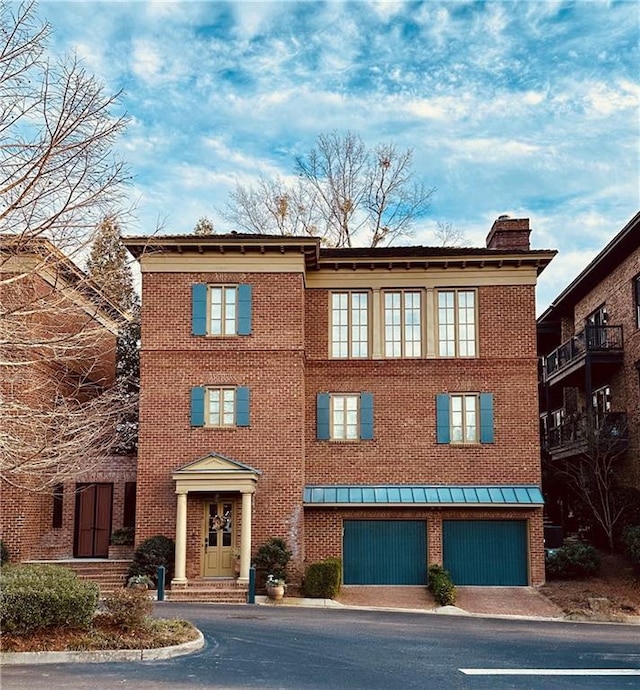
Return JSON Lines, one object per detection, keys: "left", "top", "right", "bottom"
{"left": 0, "top": 629, "right": 205, "bottom": 666}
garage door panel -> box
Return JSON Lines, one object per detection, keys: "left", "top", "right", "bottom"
{"left": 343, "top": 520, "right": 426, "bottom": 585}
{"left": 443, "top": 520, "right": 528, "bottom": 586}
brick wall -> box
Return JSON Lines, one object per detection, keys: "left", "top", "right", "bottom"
{"left": 573, "top": 247, "right": 640, "bottom": 488}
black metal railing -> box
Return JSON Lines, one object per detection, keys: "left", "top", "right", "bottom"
{"left": 544, "top": 325, "right": 623, "bottom": 378}
{"left": 544, "top": 412, "right": 628, "bottom": 454}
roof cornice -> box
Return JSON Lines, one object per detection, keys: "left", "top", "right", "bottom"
{"left": 538, "top": 210, "right": 640, "bottom": 323}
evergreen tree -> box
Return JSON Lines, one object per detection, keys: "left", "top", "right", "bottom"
{"left": 86, "top": 216, "right": 136, "bottom": 313}
{"left": 86, "top": 215, "right": 139, "bottom": 454}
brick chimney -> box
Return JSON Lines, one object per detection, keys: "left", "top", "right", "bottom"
{"left": 486, "top": 215, "right": 531, "bottom": 250}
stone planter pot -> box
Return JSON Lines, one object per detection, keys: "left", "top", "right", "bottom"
{"left": 266, "top": 584, "right": 285, "bottom": 601}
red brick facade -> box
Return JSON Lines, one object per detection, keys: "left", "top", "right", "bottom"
{"left": 127, "top": 222, "right": 554, "bottom": 587}
{"left": 0, "top": 242, "right": 134, "bottom": 563}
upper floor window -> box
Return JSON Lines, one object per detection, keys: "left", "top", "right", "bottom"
{"left": 384, "top": 290, "right": 422, "bottom": 358}
{"left": 316, "top": 392, "right": 374, "bottom": 441}
{"left": 331, "top": 292, "right": 369, "bottom": 358}
{"left": 634, "top": 275, "right": 640, "bottom": 329}
{"left": 437, "top": 289, "right": 476, "bottom": 357}
{"left": 436, "top": 392, "right": 494, "bottom": 444}
{"left": 190, "top": 386, "right": 250, "bottom": 427}
{"left": 192, "top": 284, "right": 252, "bottom": 336}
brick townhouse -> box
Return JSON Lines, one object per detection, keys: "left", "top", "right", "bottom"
{"left": 0, "top": 237, "right": 135, "bottom": 564}
{"left": 124, "top": 215, "right": 555, "bottom": 593}
{"left": 538, "top": 211, "right": 640, "bottom": 533}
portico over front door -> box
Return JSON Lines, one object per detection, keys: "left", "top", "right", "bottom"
{"left": 203, "top": 500, "right": 235, "bottom": 577}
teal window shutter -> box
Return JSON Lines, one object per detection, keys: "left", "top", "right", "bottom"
{"left": 236, "top": 387, "right": 250, "bottom": 427}
{"left": 436, "top": 394, "right": 451, "bottom": 443}
{"left": 360, "top": 392, "right": 374, "bottom": 440}
{"left": 317, "top": 393, "right": 330, "bottom": 440}
{"left": 190, "top": 387, "right": 205, "bottom": 427}
{"left": 192, "top": 284, "right": 207, "bottom": 336}
{"left": 237, "top": 284, "right": 252, "bottom": 335}
{"left": 480, "top": 393, "right": 494, "bottom": 443}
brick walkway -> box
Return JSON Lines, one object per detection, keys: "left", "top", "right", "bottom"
{"left": 335, "top": 585, "right": 564, "bottom": 618}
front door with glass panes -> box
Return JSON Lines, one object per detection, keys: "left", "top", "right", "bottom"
{"left": 203, "top": 500, "right": 235, "bottom": 577}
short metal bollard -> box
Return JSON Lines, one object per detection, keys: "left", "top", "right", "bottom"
{"left": 248, "top": 566, "right": 256, "bottom": 604}
{"left": 156, "top": 565, "right": 165, "bottom": 601}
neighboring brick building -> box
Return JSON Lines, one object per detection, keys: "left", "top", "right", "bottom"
{"left": 0, "top": 238, "right": 135, "bottom": 563}
{"left": 537, "top": 211, "right": 640, "bottom": 538}
{"left": 125, "top": 216, "right": 555, "bottom": 591}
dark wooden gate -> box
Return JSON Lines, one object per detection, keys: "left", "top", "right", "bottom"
{"left": 74, "top": 483, "right": 113, "bottom": 557}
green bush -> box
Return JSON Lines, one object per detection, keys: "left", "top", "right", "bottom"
{"left": 622, "top": 525, "right": 640, "bottom": 570}
{"left": 545, "top": 542, "right": 600, "bottom": 579}
{"left": 110, "top": 526, "right": 135, "bottom": 546}
{"left": 0, "top": 564, "right": 99, "bottom": 635}
{"left": 0, "top": 539, "right": 9, "bottom": 566}
{"left": 428, "top": 564, "right": 457, "bottom": 606}
{"left": 127, "top": 535, "right": 175, "bottom": 586}
{"left": 103, "top": 587, "right": 154, "bottom": 629}
{"left": 303, "top": 558, "right": 342, "bottom": 598}
{"left": 253, "top": 537, "right": 292, "bottom": 581}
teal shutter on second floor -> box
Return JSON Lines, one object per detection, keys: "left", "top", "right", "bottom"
{"left": 436, "top": 394, "right": 451, "bottom": 443}
{"left": 479, "top": 393, "right": 495, "bottom": 443}
{"left": 317, "top": 393, "right": 330, "bottom": 440}
{"left": 360, "top": 392, "right": 374, "bottom": 440}
{"left": 237, "top": 284, "right": 252, "bottom": 335}
{"left": 192, "top": 284, "right": 207, "bottom": 336}
{"left": 190, "top": 387, "right": 205, "bottom": 426}
{"left": 236, "top": 387, "right": 250, "bottom": 426}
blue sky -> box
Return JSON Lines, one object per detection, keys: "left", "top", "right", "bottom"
{"left": 41, "top": 1, "right": 639, "bottom": 312}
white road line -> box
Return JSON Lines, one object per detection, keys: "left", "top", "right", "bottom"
{"left": 460, "top": 669, "right": 640, "bottom": 676}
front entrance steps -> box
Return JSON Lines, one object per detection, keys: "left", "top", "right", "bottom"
{"left": 24, "top": 559, "right": 130, "bottom": 595}
{"left": 168, "top": 578, "right": 248, "bottom": 604}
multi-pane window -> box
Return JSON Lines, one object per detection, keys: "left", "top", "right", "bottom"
{"left": 450, "top": 393, "right": 478, "bottom": 443}
{"left": 634, "top": 275, "right": 640, "bottom": 329}
{"left": 436, "top": 392, "right": 493, "bottom": 444}
{"left": 438, "top": 290, "right": 476, "bottom": 357}
{"left": 384, "top": 291, "right": 422, "bottom": 357}
{"left": 207, "top": 387, "right": 236, "bottom": 427}
{"left": 209, "top": 286, "right": 238, "bottom": 336}
{"left": 331, "top": 292, "right": 369, "bottom": 358}
{"left": 331, "top": 394, "right": 360, "bottom": 440}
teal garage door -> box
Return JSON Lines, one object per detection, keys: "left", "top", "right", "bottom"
{"left": 442, "top": 520, "right": 528, "bottom": 585}
{"left": 343, "top": 520, "right": 427, "bottom": 585}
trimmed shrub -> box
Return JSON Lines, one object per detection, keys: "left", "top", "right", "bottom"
{"left": 0, "top": 539, "right": 9, "bottom": 566}
{"left": 0, "top": 564, "right": 99, "bottom": 634}
{"left": 110, "top": 526, "right": 135, "bottom": 546}
{"left": 428, "top": 564, "right": 457, "bottom": 606}
{"left": 303, "top": 558, "right": 342, "bottom": 598}
{"left": 103, "top": 587, "right": 154, "bottom": 629}
{"left": 545, "top": 542, "right": 600, "bottom": 579}
{"left": 622, "top": 525, "right": 640, "bottom": 570}
{"left": 128, "top": 535, "right": 175, "bottom": 586}
{"left": 253, "top": 537, "right": 292, "bottom": 581}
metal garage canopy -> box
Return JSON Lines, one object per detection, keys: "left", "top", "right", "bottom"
{"left": 303, "top": 485, "right": 544, "bottom": 507}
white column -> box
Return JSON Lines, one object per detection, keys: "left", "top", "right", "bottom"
{"left": 173, "top": 490, "right": 188, "bottom": 584}
{"left": 239, "top": 491, "right": 253, "bottom": 584}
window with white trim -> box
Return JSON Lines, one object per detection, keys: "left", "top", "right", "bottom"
{"left": 209, "top": 286, "right": 238, "bottom": 336}
{"left": 207, "top": 386, "right": 237, "bottom": 427}
{"left": 437, "top": 289, "right": 476, "bottom": 357}
{"left": 383, "top": 290, "right": 422, "bottom": 357}
{"left": 316, "top": 392, "right": 374, "bottom": 441}
{"left": 450, "top": 393, "right": 478, "bottom": 443}
{"left": 331, "top": 292, "right": 369, "bottom": 358}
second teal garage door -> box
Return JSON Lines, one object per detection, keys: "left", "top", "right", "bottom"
{"left": 343, "top": 520, "right": 427, "bottom": 584}
{"left": 442, "top": 520, "right": 528, "bottom": 585}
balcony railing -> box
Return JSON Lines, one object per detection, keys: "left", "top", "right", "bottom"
{"left": 544, "top": 412, "right": 628, "bottom": 456}
{"left": 544, "top": 325, "right": 623, "bottom": 379}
